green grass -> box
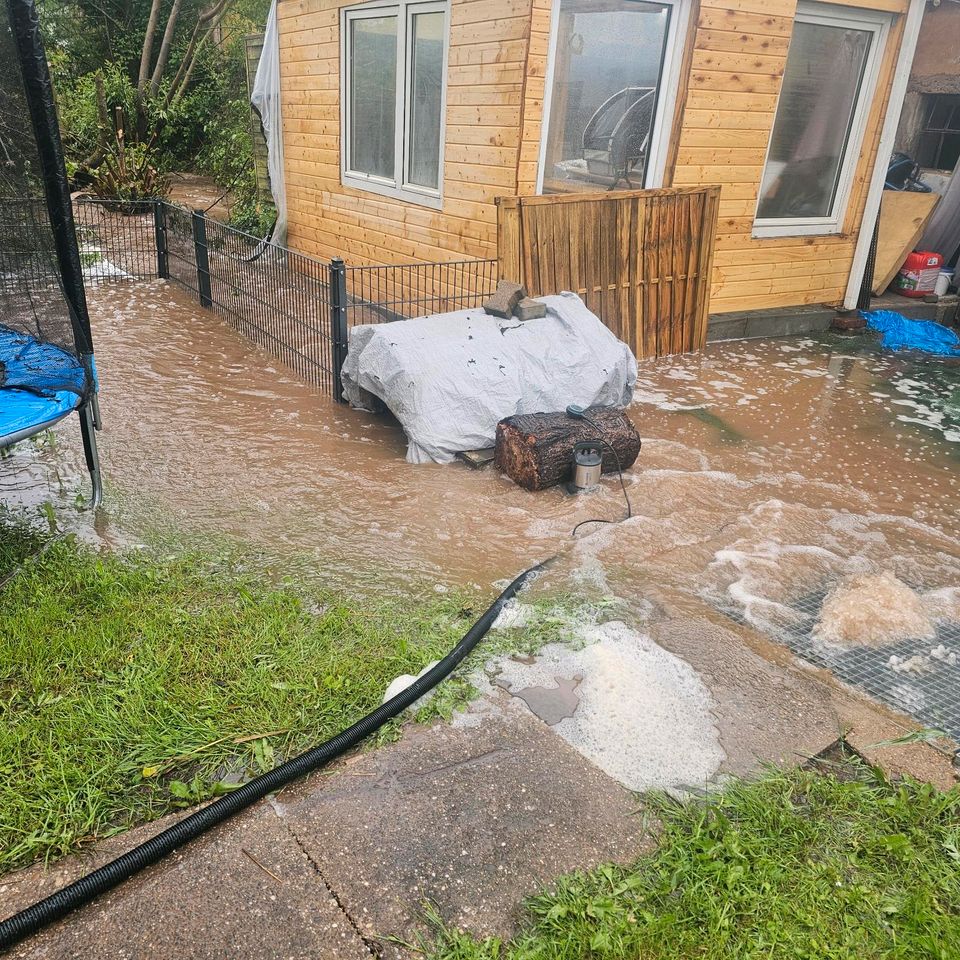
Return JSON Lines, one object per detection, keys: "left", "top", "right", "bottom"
{"left": 428, "top": 762, "right": 960, "bottom": 960}
{"left": 0, "top": 515, "right": 596, "bottom": 874}
{"left": 0, "top": 524, "right": 488, "bottom": 872}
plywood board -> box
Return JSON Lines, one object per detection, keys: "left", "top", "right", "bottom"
{"left": 872, "top": 191, "right": 940, "bottom": 295}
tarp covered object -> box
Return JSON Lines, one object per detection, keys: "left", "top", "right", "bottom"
{"left": 342, "top": 292, "right": 638, "bottom": 463}
{"left": 862, "top": 309, "right": 960, "bottom": 357}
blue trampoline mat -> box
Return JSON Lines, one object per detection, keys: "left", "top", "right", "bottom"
{"left": 1, "top": 325, "right": 87, "bottom": 447}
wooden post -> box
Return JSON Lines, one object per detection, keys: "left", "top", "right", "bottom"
{"left": 496, "top": 196, "right": 523, "bottom": 286}
{"left": 692, "top": 185, "right": 720, "bottom": 351}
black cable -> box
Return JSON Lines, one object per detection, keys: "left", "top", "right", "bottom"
{"left": 570, "top": 413, "right": 633, "bottom": 538}
{"left": 0, "top": 560, "right": 548, "bottom": 951}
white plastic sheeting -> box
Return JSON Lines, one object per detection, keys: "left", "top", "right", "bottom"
{"left": 341, "top": 292, "right": 638, "bottom": 463}
{"left": 250, "top": 0, "right": 287, "bottom": 245}
{"left": 920, "top": 169, "right": 960, "bottom": 267}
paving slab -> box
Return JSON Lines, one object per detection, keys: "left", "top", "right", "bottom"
{"left": 648, "top": 609, "right": 958, "bottom": 786}
{"left": 0, "top": 804, "right": 371, "bottom": 960}
{"left": 273, "top": 709, "right": 650, "bottom": 953}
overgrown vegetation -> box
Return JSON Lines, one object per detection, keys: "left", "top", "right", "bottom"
{"left": 427, "top": 762, "right": 960, "bottom": 960}
{"left": 44, "top": 0, "right": 273, "bottom": 226}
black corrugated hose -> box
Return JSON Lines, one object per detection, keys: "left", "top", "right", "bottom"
{"left": 0, "top": 561, "right": 548, "bottom": 951}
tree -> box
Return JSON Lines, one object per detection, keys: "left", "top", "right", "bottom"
{"left": 136, "top": 0, "right": 234, "bottom": 126}
{"left": 43, "top": 0, "right": 271, "bottom": 207}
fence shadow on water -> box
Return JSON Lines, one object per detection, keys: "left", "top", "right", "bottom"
{"left": 72, "top": 198, "right": 498, "bottom": 401}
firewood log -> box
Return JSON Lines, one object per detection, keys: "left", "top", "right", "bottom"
{"left": 494, "top": 407, "right": 640, "bottom": 491}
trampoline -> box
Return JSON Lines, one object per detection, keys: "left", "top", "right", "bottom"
{"left": 1, "top": 0, "right": 102, "bottom": 505}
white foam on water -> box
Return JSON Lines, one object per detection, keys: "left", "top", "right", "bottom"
{"left": 926, "top": 587, "right": 960, "bottom": 623}
{"left": 814, "top": 571, "right": 936, "bottom": 648}
{"left": 492, "top": 600, "right": 534, "bottom": 631}
{"left": 464, "top": 621, "right": 725, "bottom": 792}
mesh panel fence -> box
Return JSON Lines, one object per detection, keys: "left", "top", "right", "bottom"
{"left": 72, "top": 199, "right": 158, "bottom": 281}
{"left": 344, "top": 260, "right": 498, "bottom": 326}
{"left": 183, "top": 209, "right": 336, "bottom": 392}
{"left": 69, "top": 197, "right": 498, "bottom": 399}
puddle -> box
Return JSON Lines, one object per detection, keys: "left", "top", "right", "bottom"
{"left": 495, "top": 674, "right": 582, "bottom": 725}
{"left": 3, "top": 282, "right": 960, "bottom": 743}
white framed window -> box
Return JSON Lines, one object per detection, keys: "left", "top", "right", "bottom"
{"left": 341, "top": 0, "right": 448, "bottom": 208}
{"left": 753, "top": 2, "right": 890, "bottom": 238}
{"left": 537, "top": 0, "right": 690, "bottom": 195}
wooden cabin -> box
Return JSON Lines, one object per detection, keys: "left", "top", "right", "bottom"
{"left": 275, "top": 0, "right": 925, "bottom": 334}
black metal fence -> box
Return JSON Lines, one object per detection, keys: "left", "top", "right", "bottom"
{"left": 71, "top": 198, "right": 498, "bottom": 401}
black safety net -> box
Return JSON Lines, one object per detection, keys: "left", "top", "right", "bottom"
{"left": 1, "top": 0, "right": 96, "bottom": 440}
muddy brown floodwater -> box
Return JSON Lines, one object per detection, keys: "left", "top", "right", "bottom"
{"left": 3, "top": 278, "right": 960, "bottom": 746}
{"left": 4, "top": 279, "right": 959, "bottom": 590}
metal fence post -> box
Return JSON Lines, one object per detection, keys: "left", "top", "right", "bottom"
{"left": 192, "top": 208, "right": 212, "bottom": 308}
{"left": 153, "top": 201, "right": 168, "bottom": 279}
{"left": 329, "top": 257, "right": 349, "bottom": 403}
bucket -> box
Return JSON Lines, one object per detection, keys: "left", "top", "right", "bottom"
{"left": 894, "top": 251, "right": 943, "bottom": 298}
{"left": 935, "top": 270, "right": 953, "bottom": 298}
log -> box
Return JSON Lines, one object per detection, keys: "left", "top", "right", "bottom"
{"left": 494, "top": 407, "right": 641, "bottom": 491}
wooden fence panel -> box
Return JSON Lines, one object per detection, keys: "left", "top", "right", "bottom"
{"left": 496, "top": 186, "right": 720, "bottom": 360}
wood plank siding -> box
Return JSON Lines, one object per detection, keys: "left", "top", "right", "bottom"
{"left": 672, "top": 0, "right": 909, "bottom": 312}
{"left": 278, "top": 0, "right": 913, "bottom": 314}
{"left": 277, "top": 0, "right": 534, "bottom": 263}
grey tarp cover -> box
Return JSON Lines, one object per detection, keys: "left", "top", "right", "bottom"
{"left": 342, "top": 292, "right": 638, "bottom": 463}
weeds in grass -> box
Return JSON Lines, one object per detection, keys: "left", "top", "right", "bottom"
{"left": 427, "top": 762, "right": 960, "bottom": 960}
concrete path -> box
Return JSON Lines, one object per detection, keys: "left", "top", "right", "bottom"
{"left": 1, "top": 613, "right": 955, "bottom": 958}
{"left": 1, "top": 711, "right": 650, "bottom": 959}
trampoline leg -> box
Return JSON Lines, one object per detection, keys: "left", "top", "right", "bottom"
{"left": 78, "top": 403, "right": 103, "bottom": 510}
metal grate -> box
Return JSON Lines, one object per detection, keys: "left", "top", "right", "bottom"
{"left": 714, "top": 586, "right": 960, "bottom": 743}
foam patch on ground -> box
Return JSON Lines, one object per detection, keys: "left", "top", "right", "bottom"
{"left": 459, "top": 621, "right": 725, "bottom": 792}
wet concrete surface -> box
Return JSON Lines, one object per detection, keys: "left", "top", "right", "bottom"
{"left": 0, "top": 805, "right": 371, "bottom": 960}
{"left": 273, "top": 710, "right": 651, "bottom": 954}
{"left": 1, "top": 680, "right": 954, "bottom": 959}
{"left": 0, "top": 710, "right": 650, "bottom": 959}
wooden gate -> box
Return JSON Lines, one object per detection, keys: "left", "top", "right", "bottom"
{"left": 496, "top": 186, "right": 720, "bottom": 359}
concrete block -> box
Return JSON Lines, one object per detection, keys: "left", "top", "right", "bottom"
{"left": 483, "top": 280, "right": 526, "bottom": 319}
{"left": 515, "top": 297, "right": 546, "bottom": 321}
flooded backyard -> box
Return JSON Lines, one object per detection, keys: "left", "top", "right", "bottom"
{"left": 3, "top": 278, "right": 960, "bottom": 749}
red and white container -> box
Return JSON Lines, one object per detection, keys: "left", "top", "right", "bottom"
{"left": 893, "top": 251, "right": 943, "bottom": 298}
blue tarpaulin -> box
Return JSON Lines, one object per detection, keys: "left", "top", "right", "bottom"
{"left": 0, "top": 326, "right": 87, "bottom": 446}
{"left": 861, "top": 310, "right": 960, "bottom": 357}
